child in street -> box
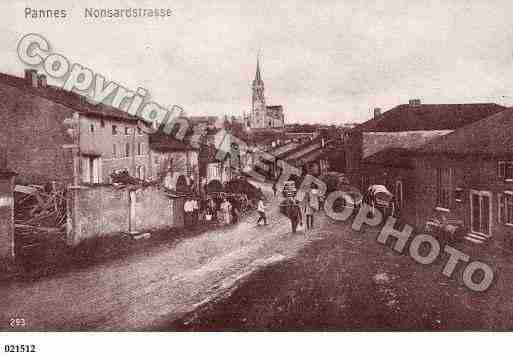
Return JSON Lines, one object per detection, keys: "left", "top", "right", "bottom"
{"left": 256, "top": 197, "right": 268, "bottom": 225}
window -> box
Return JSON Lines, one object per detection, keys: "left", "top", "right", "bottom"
{"left": 498, "top": 160, "right": 513, "bottom": 181}
{"left": 498, "top": 161, "right": 505, "bottom": 177}
{"left": 137, "top": 127, "right": 142, "bottom": 136}
{"left": 137, "top": 143, "right": 144, "bottom": 156}
{"left": 82, "top": 156, "right": 101, "bottom": 184}
{"left": 125, "top": 143, "right": 130, "bottom": 157}
{"left": 137, "top": 165, "right": 146, "bottom": 180}
{"left": 100, "top": 120, "right": 105, "bottom": 128}
{"left": 125, "top": 127, "right": 131, "bottom": 136}
{"left": 112, "top": 144, "right": 117, "bottom": 157}
{"left": 90, "top": 123, "right": 95, "bottom": 133}
{"left": 112, "top": 125, "right": 118, "bottom": 135}
{"left": 436, "top": 167, "right": 452, "bottom": 209}
{"left": 507, "top": 163, "right": 513, "bottom": 181}
{"left": 454, "top": 187, "right": 463, "bottom": 202}
{"left": 395, "top": 180, "right": 404, "bottom": 208}
{"left": 498, "top": 192, "right": 513, "bottom": 225}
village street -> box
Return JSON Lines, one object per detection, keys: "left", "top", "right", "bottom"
{"left": 167, "top": 210, "right": 513, "bottom": 331}
{"left": 0, "top": 184, "right": 324, "bottom": 331}
{"left": 3, "top": 181, "right": 513, "bottom": 331}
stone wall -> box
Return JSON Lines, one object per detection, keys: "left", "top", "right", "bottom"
{"left": 72, "top": 184, "right": 184, "bottom": 242}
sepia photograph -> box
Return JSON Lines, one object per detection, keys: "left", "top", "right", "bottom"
{"left": 1, "top": 0, "right": 513, "bottom": 354}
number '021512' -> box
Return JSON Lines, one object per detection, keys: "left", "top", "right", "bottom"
{"left": 4, "top": 345, "right": 36, "bottom": 352}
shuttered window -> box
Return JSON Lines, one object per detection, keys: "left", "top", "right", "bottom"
{"left": 436, "top": 167, "right": 452, "bottom": 209}
{"left": 498, "top": 192, "right": 513, "bottom": 225}
{"left": 498, "top": 160, "right": 513, "bottom": 180}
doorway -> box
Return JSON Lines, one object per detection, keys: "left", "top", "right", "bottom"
{"left": 470, "top": 190, "right": 492, "bottom": 237}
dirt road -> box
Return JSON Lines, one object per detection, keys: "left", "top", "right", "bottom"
{"left": 0, "top": 186, "right": 319, "bottom": 330}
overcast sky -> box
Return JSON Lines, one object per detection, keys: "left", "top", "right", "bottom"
{"left": 1, "top": 0, "right": 513, "bottom": 124}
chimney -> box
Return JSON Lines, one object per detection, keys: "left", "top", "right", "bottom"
{"left": 373, "top": 108, "right": 381, "bottom": 119}
{"left": 37, "top": 74, "right": 47, "bottom": 88}
{"left": 409, "top": 99, "right": 421, "bottom": 106}
{"left": 24, "top": 69, "right": 38, "bottom": 87}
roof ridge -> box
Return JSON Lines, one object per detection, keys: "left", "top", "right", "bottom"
{"left": 354, "top": 102, "right": 506, "bottom": 132}
{"left": 0, "top": 70, "right": 146, "bottom": 124}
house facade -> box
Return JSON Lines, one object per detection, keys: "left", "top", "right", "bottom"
{"left": 149, "top": 129, "right": 200, "bottom": 192}
{"left": 79, "top": 114, "right": 151, "bottom": 184}
{"left": 345, "top": 99, "right": 506, "bottom": 215}
{"left": 412, "top": 107, "right": 513, "bottom": 244}
{"left": 0, "top": 69, "right": 152, "bottom": 185}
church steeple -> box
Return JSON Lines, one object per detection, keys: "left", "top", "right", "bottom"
{"left": 251, "top": 54, "right": 266, "bottom": 128}
{"left": 249, "top": 53, "right": 285, "bottom": 129}
{"left": 254, "top": 57, "right": 263, "bottom": 85}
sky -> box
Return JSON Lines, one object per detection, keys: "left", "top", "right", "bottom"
{"left": 1, "top": 0, "right": 513, "bottom": 124}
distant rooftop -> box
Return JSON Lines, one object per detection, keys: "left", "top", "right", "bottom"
{"left": 415, "top": 107, "right": 513, "bottom": 157}
{"left": 355, "top": 102, "right": 506, "bottom": 132}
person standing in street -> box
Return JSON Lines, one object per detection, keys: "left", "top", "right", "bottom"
{"left": 304, "top": 188, "right": 320, "bottom": 230}
{"left": 192, "top": 197, "right": 199, "bottom": 225}
{"left": 287, "top": 198, "right": 303, "bottom": 234}
{"left": 184, "top": 198, "right": 194, "bottom": 227}
{"left": 231, "top": 195, "right": 241, "bottom": 224}
{"left": 256, "top": 197, "right": 268, "bottom": 225}
{"left": 220, "top": 196, "right": 232, "bottom": 225}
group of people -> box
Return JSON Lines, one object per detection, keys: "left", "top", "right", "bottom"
{"left": 185, "top": 182, "right": 323, "bottom": 234}
{"left": 280, "top": 187, "right": 321, "bottom": 233}
{"left": 184, "top": 192, "right": 253, "bottom": 228}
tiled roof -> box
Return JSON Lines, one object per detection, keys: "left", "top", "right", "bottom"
{"left": 362, "top": 147, "right": 414, "bottom": 169}
{"left": 268, "top": 142, "right": 302, "bottom": 157}
{"left": 291, "top": 148, "right": 330, "bottom": 167}
{"left": 281, "top": 138, "right": 323, "bottom": 161}
{"left": 149, "top": 122, "right": 200, "bottom": 152}
{"left": 354, "top": 103, "right": 506, "bottom": 132}
{"left": 415, "top": 107, "right": 513, "bottom": 157}
{"left": 150, "top": 134, "right": 197, "bottom": 152}
{"left": 247, "top": 129, "right": 286, "bottom": 145}
{"left": 0, "top": 71, "right": 147, "bottom": 124}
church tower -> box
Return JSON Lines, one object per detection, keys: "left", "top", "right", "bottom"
{"left": 251, "top": 57, "right": 266, "bottom": 128}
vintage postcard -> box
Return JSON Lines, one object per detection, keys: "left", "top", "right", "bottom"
{"left": 1, "top": 0, "right": 513, "bottom": 353}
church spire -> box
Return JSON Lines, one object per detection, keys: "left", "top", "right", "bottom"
{"left": 254, "top": 53, "right": 263, "bottom": 85}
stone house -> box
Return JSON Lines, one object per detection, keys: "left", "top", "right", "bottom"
{"left": 411, "top": 107, "right": 513, "bottom": 244}
{"left": 345, "top": 99, "right": 506, "bottom": 198}
{"left": 149, "top": 128, "right": 200, "bottom": 192}
{"left": 0, "top": 69, "right": 152, "bottom": 185}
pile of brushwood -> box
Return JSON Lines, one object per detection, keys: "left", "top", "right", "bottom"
{"left": 14, "top": 183, "right": 67, "bottom": 238}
